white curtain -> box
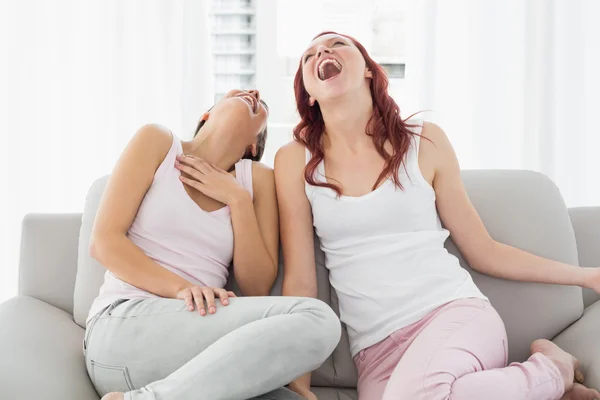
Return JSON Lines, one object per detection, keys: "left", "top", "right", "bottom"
{"left": 0, "top": 0, "right": 213, "bottom": 302}
{"left": 404, "top": 0, "right": 600, "bottom": 207}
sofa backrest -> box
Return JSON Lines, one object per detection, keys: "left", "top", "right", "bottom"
{"left": 446, "top": 170, "right": 582, "bottom": 362}
{"left": 73, "top": 176, "right": 111, "bottom": 326}
{"left": 73, "top": 170, "right": 584, "bottom": 389}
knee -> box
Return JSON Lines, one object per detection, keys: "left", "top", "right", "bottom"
{"left": 294, "top": 298, "right": 341, "bottom": 359}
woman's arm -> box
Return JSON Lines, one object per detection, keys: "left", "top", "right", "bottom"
{"left": 229, "top": 163, "right": 279, "bottom": 296}
{"left": 423, "top": 122, "right": 598, "bottom": 288}
{"left": 274, "top": 141, "right": 320, "bottom": 399}
{"left": 90, "top": 124, "right": 195, "bottom": 298}
{"left": 174, "top": 155, "right": 279, "bottom": 296}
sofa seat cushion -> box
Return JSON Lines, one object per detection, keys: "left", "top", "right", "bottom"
{"left": 553, "top": 300, "right": 600, "bottom": 391}
{"left": 312, "top": 387, "right": 357, "bottom": 400}
{"left": 0, "top": 296, "right": 99, "bottom": 400}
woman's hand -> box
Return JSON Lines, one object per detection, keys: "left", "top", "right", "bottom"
{"left": 176, "top": 155, "right": 248, "bottom": 205}
{"left": 176, "top": 286, "right": 236, "bottom": 316}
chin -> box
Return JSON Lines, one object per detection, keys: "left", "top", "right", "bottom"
{"left": 316, "top": 87, "right": 351, "bottom": 104}
{"left": 314, "top": 76, "right": 359, "bottom": 103}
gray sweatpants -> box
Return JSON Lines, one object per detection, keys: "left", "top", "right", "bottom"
{"left": 83, "top": 296, "right": 341, "bottom": 400}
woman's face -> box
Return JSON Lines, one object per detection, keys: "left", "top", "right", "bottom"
{"left": 209, "top": 89, "right": 268, "bottom": 146}
{"left": 301, "top": 34, "right": 370, "bottom": 104}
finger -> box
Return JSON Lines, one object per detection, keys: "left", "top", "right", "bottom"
{"left": 177, "top": 155, "right": 211, "bottom": 174}
{"left": 182, "top": 289, "right": 194, "bottom": 311}
{"left": 227, "top": 291, "right": 237, "bottom": 297}
{"left": 215, "top": 289, "right": 230, "bottom": 305}
{"left": 179, "top": 175, "right": 205, "bottom": 191}
{"left": 213, "top": 165, "right": 229, "bottom": 174}
{"left": 175, "top": 163, "right": 206, "bottom": 181}
{"left": 191, "top": 287, "right": 206, "bottom": 316}
{"left": 202, "top": 288, "right": 217, "bottom": 314}
{"left": 180, "top": 176, "right": 214, "bottom": 199}
{"left": 197, "top": 158, "right": 217, "bottom": 173}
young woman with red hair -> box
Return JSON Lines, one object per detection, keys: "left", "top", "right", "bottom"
{"left": 275, "top": 32, "right": 600, "bottom": 400}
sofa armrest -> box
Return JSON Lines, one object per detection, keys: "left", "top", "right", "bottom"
{"left": 569, "top": 207, "right": 600, "bottom": 307}
{"left": 553, "top": 300, "right": 600, "bottom": 390}
{"left": 19, "top": 213, "right": 82, "bottom": 315}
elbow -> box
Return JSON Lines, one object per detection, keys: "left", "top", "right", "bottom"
{"left": 89, "top": 235, "right": 105, "bottom": 262}
{"left": 89, "top": 232, "right": 118, "bottom": 264}
{"left": 463, "top": 239, "right": 500, "bottom": 273}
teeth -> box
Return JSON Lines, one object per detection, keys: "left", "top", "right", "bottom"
{"left": 241, "top": 95, "right": 256, "bottom": 111}
{"left": 318, "top": 59, "right": 342, "bottom": 80}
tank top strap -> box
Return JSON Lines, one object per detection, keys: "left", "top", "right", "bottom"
{"left": 234, "top": 159, "right": 254, "bottom": 199}
{"left": 304, "top": 146, "right": 328, "bottom": 202}
{"left": 153, "top": 131, "right": 182, "bottom": 182}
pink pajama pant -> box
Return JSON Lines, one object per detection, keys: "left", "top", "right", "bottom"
{"left": 353, "top": 298, "right": 564, "bottom": 400}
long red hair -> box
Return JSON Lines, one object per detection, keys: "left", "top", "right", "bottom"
{"left": 293, "top": 31, "right": 421, "bottom": 195}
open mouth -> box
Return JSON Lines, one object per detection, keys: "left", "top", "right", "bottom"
{"left": 318, "top": 58, "right": 343, "bottom": 81}
{"left": 237, "top": 93, "right": 258, "bottom": 113}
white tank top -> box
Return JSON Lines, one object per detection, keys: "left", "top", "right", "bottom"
{"left": 87, "top": 134, "right": 254, "bottom": 323}
{"left": 305, "top": 120, "right": 487, "bottom": 356}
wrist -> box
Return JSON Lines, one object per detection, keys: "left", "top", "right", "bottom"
{"left": 579, "top": 267, "right": 597, "bottom": 289}
{"left": 170, "top": 279, "right": 194, "bottom": 298}
{"left": 227, "top": 189, "right": 251, "bottom": 207}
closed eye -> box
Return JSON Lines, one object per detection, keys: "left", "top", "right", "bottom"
{"left": 303, "top": 40, "right": 346, "bottom": 63}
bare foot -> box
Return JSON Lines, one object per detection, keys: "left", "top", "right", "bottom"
{"left": 101, "top": 393, "right": 124, "bottom": 400}
{"left": 576, "top": 368, "right": 586, "bottom": 384}
{"left": 561, "top": 383, "right": 600, "bottom": 400}
{"left": 531, "top": 339, "right": 578, "bottom": 392}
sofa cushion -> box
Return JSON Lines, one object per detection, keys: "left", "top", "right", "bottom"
{"left": 0, "top": 296, "right": 99, "bottom": 400}
{"left": 568, "top": 207, "right": 600, "bottom": 307}
{"left": 312, "top": 387, "right": 357, "bottom": 400}
{"left": 73, "top": 176, "right": 111, "bottom": 328}
{"left": 449, "top": 170, "right": 583, "bottom": 362}
{"left": 19, "top": 213, "right": 82, "bottom": 315}
{"left": 553, "top": 300, "right": 600, "bottom": 390}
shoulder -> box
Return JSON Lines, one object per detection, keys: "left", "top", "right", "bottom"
{"left": 418, "top": 121, "right": 454, "bottom": 155}
{"left": 134, "top": 123, "right": 173, "bottom": 144}
{"left": 274, "top": 140, "right": 306, "bottom": 172}
{"left": 419, "top": 122, "right": 459, "bottom": 174}
{"left": 251, "top": 161, "right": 275, "bottom": 197}
{"left": 420, "top": 121, "right": 448, "bottom": 144}
{"left": 276, "top": 140, "right": 306, "bottom": 160}
{"left": 129, "top": 123, "right": 174, "bottom": 160}
{"left": 251, "top": 161, "right": 274, "bottom": 184}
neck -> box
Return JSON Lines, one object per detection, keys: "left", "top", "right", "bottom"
{"left": 185, "top": 127, "right": 240, "bottom": 172}
{"left": 319, "top": 85, "right": 374, "bottom": 152}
